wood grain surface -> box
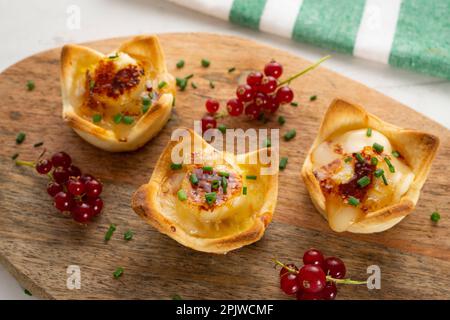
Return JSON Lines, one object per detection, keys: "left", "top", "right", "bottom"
{"left": 0, "top": 33, "right": 449, "bottom": 300}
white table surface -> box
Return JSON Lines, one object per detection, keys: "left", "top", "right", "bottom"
{"left": 1, "top": 0, "right": 449, "bottom": 300}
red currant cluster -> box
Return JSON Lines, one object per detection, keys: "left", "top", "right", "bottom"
{"left": 277, "top": 248, "right": 364, "bottom": 300}
{"left": 20, "top": 151, "right": 103, "bottom": 224}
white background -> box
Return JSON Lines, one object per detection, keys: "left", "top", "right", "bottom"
{"left": 0, "top": 0, "right": 449, "bottom": 299}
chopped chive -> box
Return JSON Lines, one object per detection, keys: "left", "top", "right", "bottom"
{"left": 176, "top": 60, "right": 185, "bottom": 68}
{"left": 172, "top": 97, "right": 176, "bottom": 106}
{"left": 218, "top": 124, "right": 227, "bottom": 134}
{"left": 309, "top": 95, "right": 317, "bottom": 101}
{"left": 176, "top": 77, "right": 187, "bottom": 91}
{"left": 172, "top": 294, "right": 183, "bottom": 300}
{"left": 290, "top": 102, "right": 298, "bottom": 107}
{"left": 185, "top": 74, "right": 194, "bottom": 80}
{"left": 108, "top": 52, "right": 119, "bottom": 59}
{"left": 366, "top": 128, "right": 372, "bottom": 137}
{"left": 24, "top": 289, "right": 32, "bottom": 296}
{"left": 279, "top": 157, "right": 288, "bottom": 171}
{"left": 430, "top": 211, "right": 441, "bottom": 222}
{"left": 384, "top": 157, "right": 395, "bottom": 173}
{"left": 26, "top": 80, "right": 35, "bottom": 91}
{"left": 142, "top": 104, "right": 150, "bottom": 114}
{"left": 355, "top": 153, "right": 365, "bottom": 163}
{"left": 122, "top": 116, "right": 134, "bottom": 125}
{"left": 33, "top": 141, "right": 44, "bottom": 148}
{"left": 209, "top": 80, "right": 215, "bottom": 89}
{"left": 373, "top": 143, "right": 384, "bottom": 153}
{"left": 191, "top": 82, "right": 197, "bottom": 89}
{"left": 357, "top": 176, "right": 371, "bottom": 188}
{"left": 344, "top": 156, "right": 353, "bottom": 163}
{"left": 371, "top": 157, "right": 378, "bottom": 166}
{"left": 201, "top": 59, "right": 210, "bottom": 68}
{"left": 205, "top": 192, "right": 216, "bottom": 205}
{"left": 158, "top": 81, "right": 167, "bottom": 89}
{"left": 104, "top": 224, "right": 116, "bottom": 242}
{"left": 246, "top": 175, "right": 257, "bottom": 180}
{"left": 202, "top": 166, "right": 213, "bottom": 172}
{"left": 177, "top": 189, "right": 187, "bottom": 201}
{"left": 218, "top": 171, "right": 230, "bottom": 178}
{"left": 124, "top": 230, "right": 133, "bottom": 241}
{"left": 243, "top": 186, "right": 247, "bottom": 195}
{"left": 16, "top": 132, "right": 26, "bottom": 144}
{"left": 92, "top": 114, "right": 102, "bottom": 123}
{"left": 263, "top": 138, "right": 271, "bottom": 148}
{"left": 211, "top": 179, "right": 221, "bottom": 190}
{"left": 278, "top": 116, "right": 286, "bottom": 125}
{"left": 348, "top": 196, "right": 360, "bottom": 207}
{"left": 170, "top": 163, "right": 182, "bottom": 170}
{"left": 189, "top": 173, "right": 199, "bottom": 185}
{"left": 222, "top": 176, "right": 228, "bottom": 193}
{"left": 392, "top": 151, "right": 400, "bottom": 158}
{"left": 283, "top": 129, "right": 296, "bottom": 141}
{"left": 381, "top": 174, "right": 388, "bottom": 185}
{"left": 374, "top": 169, "right": 384, "bottom": 178}
{"left": 142, "top": 95, "right": 151, "bottom": 107}
{"left": 113, "top": 267, "right": 124, "bottom": 279}
{"left": 11, "top": 153, "right": 19, "bottom": 160}
{"left": 89, "top": 80, "right": 95, "bottom": 90}
{"left": 113, "top": 113, "right": 123, "bottom": 124}
{"left": 228, "top": 67, "right": 236, "bottom": 73}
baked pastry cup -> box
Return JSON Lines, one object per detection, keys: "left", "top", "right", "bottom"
{"left": 132, "top": 128, "right": 279, "bottom": 254}
{"left": 60, "top": 35, "right": 175, "bottom": 152}
{"left": 301, "top": 99, "right": 439, "bottom": 233}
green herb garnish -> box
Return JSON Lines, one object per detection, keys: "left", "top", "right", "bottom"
{"left": 344, "top": 156, "right": 353, "bottom": 163}
{"left": 202, "top": 166, "right": 213, "bottom": 172}
{"left": 170, "top": 163, "right": 182, "bottom": 170}
{"left": 218, "top": 124, "right": 227, "bottom": 134}
{"left": 205, "top": 192, "right": 217, "bottom": 205}
{"left": 278, "top": 116, "right": 286, "bottom": 125}
{"left": 24, "top": 289, "right": 32, "bottom": 296}
{"left": 373, "top": 143, "right": 384, "bottom": 153}
{"left": 26, "top": 80, "right": 35, "bottom": 91}
{"left": 33, "top": 141, "right": 44, "bottom": 148}
{"left": 283, "top": 129, "right": 296, "bottom": 141}
{"left": 211, "top": 179, "right": 221, "bottom": 190}
{"left": 246, "top": 175, "right": 257, "bottom": 180}
{"left": 105, "top": 224, "right": 116, "bottom": 242}
{"left": 142, "top": 95, "right": 151, "bottom": 106}
{"left": 221, "top": 176, "right": 228, "bottom": 193}
{"left": 209, "top": 80, "right": 215, "bottom": 89}
{"left": 218, "top": 171, "right": 230, "bottom": 178}
{"left": 374, "top": 169, "right": 384, "bottom": 178}
{"left": 228, "top": 67, "right": 236, "bottom": 73}
{"left": 243, "top": 186, "right": 247, "bottom": 195}
{"left": 366, "top": 128, "right": 372, "bottom": 137}
{"left": 263, "top": 139, "right": 271, "bottom": 148}
{"left": 355, "top": 153, "right": 365, "bottom": 163}
{"left": 381, "top": 174, "right": 388, "bottom": 185}
{"left": 176, "top": 60, "right": 185, "bottom": 69}
{"left": 124, "top": 230, "right": 133, "bottom": 241}
{"left": 191, "top": 82, "right": 197, "bottom": 89}
{"left": 92, "top": 114, "right": 102, "bottom": 123}
{"left": 290, "top": 102, "right": 298, "bottom": 107}
{"left": 158, "top": 81, "right": 167, "bottom": 89}
{"left": 177, "top": 189, "right": 187, "bottom": 201}
{"left": 279, "top": 157, "right": 288, "bottom": 171}
{"left": 113, "top": 113, "right": 123, "bottom": 124}
{"left": 384, "top": 157, "right": 395, "bottom": 173}
{"left": 371, "top": 157, "right": 378, "bottom": 166}
{"left": 89, "top": 80, "right": 95, "bottom": 90}
{"left": 122, "top": 116, "right": 134, "bottom": 125}
{"left": 309, "top": 95, "right": 317, "bottom": 101}
{"left": 172, "top": 294, "right": 183, "bottom": 300}
{"left": 201, "top": 59, "right": 210, "bottom": 68}
{"left": 113, "top": 267, "right": 124, "bottom": 279}
{"left": 142, "top": 104, "right": 150, "bottom": 114}
{"left": 176, "top": 77, "right": 187, "bottom": 91}
{"left": 108, "top": 52, "right": 119, "bottom": 59}
{"left": 357, "top": 176, "right": 371, "bottom": 188}
{"left": 11, "top": 153, "right": 19, "bottom": 160}
{"left": 431, "top": 211, "right": 441, "bottom": 222}
{"left": 348, "top": 196, "right": 360, "bottom": 207}
{"left": 189, "top": 173, "right": 199, "bottom": 185}
{"left": 392, "top": 151, "right": 400, "bottom": 158}
{"left": 16, "top": 132, "right": 26, "bottom": 144}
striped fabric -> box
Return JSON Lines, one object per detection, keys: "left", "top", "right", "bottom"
{"left": 167, "top": 0, "right": 450, "bottom": 80}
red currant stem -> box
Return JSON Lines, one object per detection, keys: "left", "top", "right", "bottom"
{"left": 214, "top": 111, "right": 228, "bottom": 119}
{"left": 15, "top": 160, "right": 35, "bottom": 168}
{"left": 277, "top": 55, "right": 331, "bottom": 87}
{"left": 273, "top": 259, "right": 366, "bottom": 285}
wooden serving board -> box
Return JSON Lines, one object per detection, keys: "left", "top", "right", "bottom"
{"left": 0, "top": 33, "right": 449, "bottom": 300}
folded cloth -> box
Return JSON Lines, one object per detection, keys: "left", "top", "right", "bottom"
{"left": 167, "top": 0, "right": 450, "bottom": 80}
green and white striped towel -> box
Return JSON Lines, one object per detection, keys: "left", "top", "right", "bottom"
{"left": 167, "top": 0, "right": 450, "bottom": 80}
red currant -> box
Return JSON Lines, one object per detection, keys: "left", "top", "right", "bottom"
{"left": 53, "top": 167, "right": 69, "bottom": 184}
{"left": 88, "top": 197, "right": 103, "bottom": 216}
{"left": 67, "top": 165, "right": 82, "bottom": 178}
{"left": 264, "top": 95, "right": 280, "bottom": 113}
{"left": 226, "top": 98, "right": 244, "bottom": 116}
{"left": 35, "top": 159, "right": 53, "bottom": 174}
{"left": 47, "top": 181, "right": 63, "bottom": 197}
{"left": 80, "top": 174, "right": 94, "bottom": 183}
{"left": 254, "top": 92, "right": 269, "bottom": 109}
{"left": 72, "top": 202, "right": 93, "bottom": 223}
{"left": 279, "top": 264, "right": 298, "bottom": 278}
{"left": 296, "top": 291, "right": 323, "bottom": 300}
{"left": 244, "top": 103, "right": 261, "bottom": 119}
{"left": 321, "top": 282, "right": 337, "bottom": 300}
{"left": 51, "top": 152, "right": 72, "bottom": 168}
{"left": 264, "top": 60, "right": 283, "bottom": 79}
{"left": 297, "top": 264, "right": 326, "bottom": 293}
{"left": 280, "top": 273, "right": 299, "bottom": 295}
{"left": 324, "top": 257, "right": 346, "bottom": 279}
{"left": 205, "top": 99, "right": 220, "bottom": 114}
{"left": 275, "top": 86, "right": 294, "bottom": 104}
{"left": 54, "top": 192, "right": 73, "bottom": 212}
{"left": 85, "top": 179, "right": 103, "bottom": 198}
{"left": 303, "top": 249, "right": 325, "bottom": 269}
{"left": 259, "top": 76, "right": 278, "bottom": 94}
{"left": 201, "top": 115, "right": 217, "bottom": 132}
{"left": 246, "top": 71, "right": 263, "bottom": 87}
{"left": 67, "top": 179, "right": 85, "bottom": 196}
{"left": 236, "top": 84, "right": 254, "bottom": 102}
